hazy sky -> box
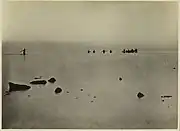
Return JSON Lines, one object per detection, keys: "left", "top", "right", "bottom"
{"left": 3, "top": 2, "right": 177, "bottom": 44}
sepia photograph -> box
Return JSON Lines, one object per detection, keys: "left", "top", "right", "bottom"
{"left": 2, "top": 1, "right": 178, "bottom": 129}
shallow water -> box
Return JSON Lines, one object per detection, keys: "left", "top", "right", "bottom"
{"left": 2, "top": 43, "right": 178, "bottom": 129}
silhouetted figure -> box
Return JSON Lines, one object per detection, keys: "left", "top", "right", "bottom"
{"left": 20, "top": 48, "right": 26, "bottom": 55}
{"left": 126, "top": 49, "right": 130, "bottom": 53}
{"left": 102, "top": 50, "right": 106, "bottom": 54}
{"left": 131, "top": 49, "right": 134, "bottom": 53}
{"left": 134, "top": 48, "right": 138, "bottom": 53}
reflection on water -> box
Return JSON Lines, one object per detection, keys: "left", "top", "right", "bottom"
{"left": 2, "top": 43, "right": 178, "bottom": 129}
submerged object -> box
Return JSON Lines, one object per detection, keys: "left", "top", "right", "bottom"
{"left": 122, "top": 48, "right": 138, "bottom": 54}
{"left": 34, "top": 76, "right": 42, "bottom": 79}
{"left": 48, "top": 77, "right": 56, "bottom": 83}
{"left": 30, "top": 80, "right": 47, "bottom": 85}
{"left": 55, "top": 87, "right": 62, "bottom": 94}
{"left": 161, "top": 95, "right": 172, "bottom": 98}
{"left": 137, "top": 92, "right": 144, "bottom": 99}
{"left": 8, "top": 82, "right": 31, "bottom": 92}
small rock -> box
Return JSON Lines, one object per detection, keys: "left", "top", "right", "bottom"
{"left": 119, "top": 77, "right": 122, "bottom": 81}
{"left": 93, "top": 50, "right": 95, "bottom": 53}
{"left": 30, "top": 80, "right": 47, "bottom": 85}
{"left": 28, "top": 95, "right": 31, "bottom": 97}
{"left": 48, "top": 77, "right": 56, "bottom": 83}
{"left": 88, "top": 50, "right": 91, "bottom": 53}
{"left": 173, "top": 67, "right": 176, "bottom": 70}
{"left": 110, "top": 50, "right": 112, "bottom": 53}
{"left": 55, "top": 87, "right": 62, "bottom": 94}
{"left": 137, "top": 92, "right": 144, "bottom": 99}
{"left": 162, "top": 99, "right": 164, "bottom": 102}
{"left": 80, "top": 88, "right": 83, "bottom": 92}
{"left": 66, "top": 91, "right": 69, "bottom": 94}
{"left": 90, "top": 100, "right": 94, "bottom": 103}
{"left": 93, "top": 96, "right": 96, "bottom": 98}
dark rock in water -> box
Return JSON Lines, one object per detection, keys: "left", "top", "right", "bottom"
{"left": 161, "top": 95, "right": 172, "bottom": 98}
{"left": 137, "top": 92, "right": 144, "bottom": 99}
{"left": 55, "top": 87, "right": 62, "bottom": 94}
{"left": 9, "top": 82, "right": 31, "bottom": 92}
{"left": 48, "top": 77, "right": 56, "bottom": 83}
{"left": 80, "top": 88, "right": 83, "bottom": 92}
{"left": 119, "top": 77, "right": 122, "bottom": 81}
{"left": 93, "top": 96, "right": 96, "bottom": 98}
{"left": 162, "top": 99, "right": 164, "bottom": 102}
{"left": 110, "top": 50, "right": 112, "bottom": 53}
{"left": 93, "top": 50, "right": 96, "bottom": 53}
{"left": 90, "top": 100, "right": 94, "bottom": 103}
{"left": 66, "top": 91, "right": 70, "bottom": 94}
{"left": 173, "top": 67, "right": 176, "bottom": 70}
{"left": 102, "top": 50, "right": 106, "bottom": 54}
{"left": 30, "top": 80, "right": 47, "bottom": 85}
{"left": 88, "top": 50, "right": 91, "bottom": 53}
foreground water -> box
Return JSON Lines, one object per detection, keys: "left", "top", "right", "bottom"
{"left": 2, "top": 43, "right": 178, "bottom": 129}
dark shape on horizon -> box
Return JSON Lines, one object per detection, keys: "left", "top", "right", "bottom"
{"left": 134, "top": 48, "right": 138, "bottom": 53}
{"left": 119, "top": 77, "right": 122, "bottom": 81}
{"left": 102, "top": 50, "right": 106, "bottom": 54}
{"left": 30, "top": 80, "right": 47, "bottom": 85}
{"left": 131, "top": 49, "right": 134, "bottom": 53}
{"left": 8, "top": 82, "right": 31, "bottom": 92}
{"left": 126, "top": 49, "right": 130, "bottom": 53}
{"left": 20, "top": 48, "right": 27, "bottom": 55}
{"left": 55, "top": 87, "right": 62, "bottom": 94}
{"left": 137, "top": 92, "right": 144, "bottom": 99}
{"left": 122, "top": 48, "right": 138, "bottom": 54}
{"left": 93, "top": 50, "right": 96, "bottom": 53}
{"left": 161, "top": 95, "right": 172, "bottom": 98}
{"left": 48, "top": 77, "right": 56, "bottom": 83}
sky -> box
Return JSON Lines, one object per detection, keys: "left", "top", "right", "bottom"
{"left": 2, "top": 1, "right": 178, "bottom": 45}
